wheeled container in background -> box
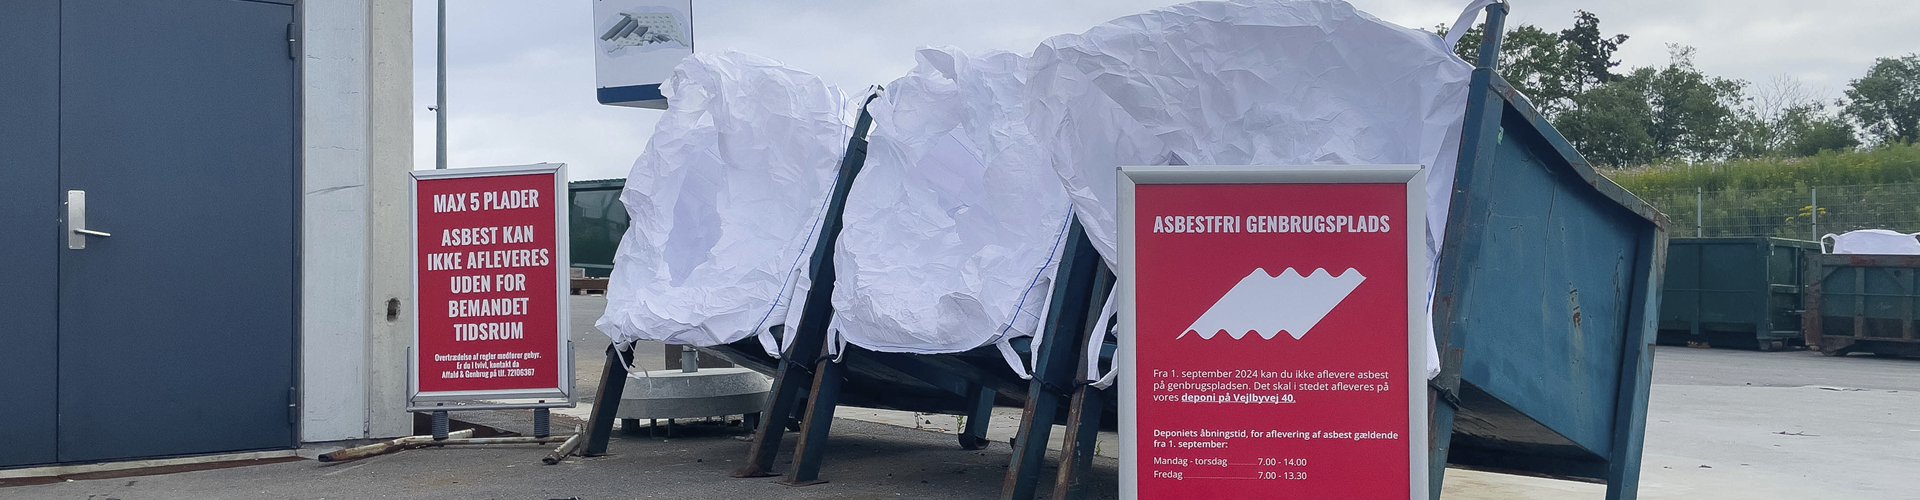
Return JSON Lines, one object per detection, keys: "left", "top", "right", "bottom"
{"left": 567, "top": 178, "right": 628, "bottom": 278}
{"left": 1803, "top": 253, "right": 1920, "bottom": 358}
{"left": 1658, "top": 237, "right": 1819, "bottom": 350}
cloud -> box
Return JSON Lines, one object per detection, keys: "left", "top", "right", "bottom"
{"left": 412, "top": 0, "right": 1920, "bottom": 180}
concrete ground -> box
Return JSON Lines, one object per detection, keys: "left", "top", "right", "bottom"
{"left": 1445, "top": 347, "right": 1920, "bottom": 499}
{"left": 9, "top": 418, "right": 1113, "bottom": 500}
{"left": 6, "top": 296, "right": 1917, "bottom": 499}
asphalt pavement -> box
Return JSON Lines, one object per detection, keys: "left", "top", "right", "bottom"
{"left": 1651, "top": 343, "right": 1920, "bottom": 391}
{"left": 9, "top": 418, "right": 1112, "bottom": 500}
{"left": 6, "top": 296, "right": 1918, "bottom": 499}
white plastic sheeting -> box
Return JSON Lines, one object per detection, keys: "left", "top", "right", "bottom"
{"left": 1029, "top": 0, "right": 1470, "bottom": 270}
{"left": 832, "top": 48, "right": 1075, "bottom": 357}
{"left": 1825, "top": 229, "right": 1920, "bottom": 255}
{"left": 1025, "top": 0, "right": 1473, "bottom": 378}
{"left": 600, "top": 0, "right": 1488, "bottom": 380}
{"left": 595, "top": 51, "right": 856, "bottom": 352}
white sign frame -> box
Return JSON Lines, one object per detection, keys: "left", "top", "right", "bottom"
{"left": 1117, "top": 165, "right": 1429, "bottom": 499}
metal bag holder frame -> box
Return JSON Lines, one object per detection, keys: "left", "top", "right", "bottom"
{"left": 574, "top": 91, "right": 1122, "bottom": 499}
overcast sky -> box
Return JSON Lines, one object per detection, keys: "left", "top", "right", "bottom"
{"left": 411, "top": 0, "right": 1920, "bottom": 181}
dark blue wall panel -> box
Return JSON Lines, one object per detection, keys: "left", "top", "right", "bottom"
{"left": 0, "top": 0, "right": 63, "bottom": 469}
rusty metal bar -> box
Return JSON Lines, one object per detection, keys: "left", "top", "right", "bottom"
{"left": 1819, "top": 254, "right": 1920, "bottom": 268}
{"left": 582, "top": 344, "right": 630, "bottom": 456}
{"left": 1803, "top": 252, "right": 1826, "bottom": 351}
{"left": 1051, "top": 385, "right": 1105, "bottom": 500}
{"left": 318, "top": 428, "right": 474, "bottom": 462}
{"left": 1001, "top": 221, "right": 1110, "bottom": 500}
{"left": 733, "top": 337, "right": 822, "bottom": 477}
{"left": 780, "top": 345, "right": 846, "bottom": 486}
{"left": 1053, "top": 283, "right": 1113, "bottom": 500}
{"left": 431, "top": 436, "right": 570, "bottom": 446}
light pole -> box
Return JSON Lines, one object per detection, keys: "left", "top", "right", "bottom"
{"left": 435, "top": 0, "right": 447, "bottom": 170}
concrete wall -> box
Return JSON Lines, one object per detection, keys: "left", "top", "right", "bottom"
{"left": 300, "top": 0, "right": 413, "bottom": 443}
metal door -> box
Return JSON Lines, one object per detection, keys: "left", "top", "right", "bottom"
{"left": 0, "top": 0, "right": 299, "bottom": 467}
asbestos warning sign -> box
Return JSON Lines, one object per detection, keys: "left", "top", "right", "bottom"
{"left": 409, "top": 164, "right": 573, "bottom": 407}
{"left": 1119, "top": 166, "right": 1427, "bottom": 500}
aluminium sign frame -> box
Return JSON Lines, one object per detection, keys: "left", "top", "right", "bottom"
{"left": 1117, "top": 164, "right": 1428, "bottom": 499}
{"left": 408, "top": 163, "right": 574, "bottom": 411}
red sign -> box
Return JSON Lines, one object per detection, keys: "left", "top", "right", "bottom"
{"left": 411, "top": 165, "right": 569, "bottom": 403}
{"left": 1123, "top": 170, "right": 1423, "bottom": 499}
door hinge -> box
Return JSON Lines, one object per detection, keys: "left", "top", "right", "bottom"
{"left": 288, "top": 386, "right": 300, "bottom": 425}
{"left": 286, "top": 23, "right": 297, "bottom": 60}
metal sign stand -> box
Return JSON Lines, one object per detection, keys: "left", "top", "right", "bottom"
{"left": 332, "top": 164, "right": 578, "bottom": 464}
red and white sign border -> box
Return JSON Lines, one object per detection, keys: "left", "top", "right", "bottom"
{"left": 407, "top": 163, "right": 574, "bottom": 410}
{"left": 1117, "top": 165, "right": 1429, "bottom": 499}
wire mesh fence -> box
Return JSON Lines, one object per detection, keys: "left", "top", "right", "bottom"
{"left": 1633, "top": 182, "right": 1920, "bottom": 240}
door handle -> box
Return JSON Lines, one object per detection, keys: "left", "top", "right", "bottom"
{"left": 67, "top": 190, "right": 110, "bottom": 249}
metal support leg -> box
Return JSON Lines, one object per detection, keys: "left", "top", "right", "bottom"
{"left": 733, "top": 346, "right": 823, "bottom": 477}
{"left": 431, "top": 410, "right": 449, "bottom": 441}
{"left": 960, "top": 383, "right": 995, "bottom": 450}
{"left": 780, "top": 349, "right": 846, "bottom": 486}
{"left": 733, "top": 94, "right": 876, "bottom": 478}
{"left": 533, "top": 408, "right": 551, "bottom": 438}
{"left": 1003, "top": 223, "right": 1110, "bottom": 500}
{"left": 582, "top": 344, "right": 630, "bottom": 456}
{"left": 1051, "top": 385, "right": 1105, "bottom": 500}
{"left": 1426, "top": 386, "right": 1460, "bottom": 499}
{"left": 1426, "top": 347, "right": 1464, "bottom": 499}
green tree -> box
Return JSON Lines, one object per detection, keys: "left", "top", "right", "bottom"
{"left": 1844, "top": 54, "right": 1920, "bottom": 145}
{"left": 1726, "top": 77, "right": 1856, "bottom": 158}
{"left": 1776, "top": 103, "right": 1860, "bottom": 156}
{"left": 1442, "top": 11, "right": 1627, "bottom": 117}
{"left": 1557, "top": 78, "right": 1656, "bottom": 166}
{"left": 1492, "top": 26, "right": 1581, "bottom": 115}
{"left": 1560, "top": 10, "right": 1629, "bottom": 86}
{"left": 1554, "top": 47, "right": 1746, "bottom": 165}
{"left": 1641, "top": 47, "right": 1747, "bottom": 161}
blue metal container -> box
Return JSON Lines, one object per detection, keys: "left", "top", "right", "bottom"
{"left": 1428, "top": 4, "right": 1668, "bottom": 499}
{"left": 1659, "top": 237, "right": 1819, "bottom": 350}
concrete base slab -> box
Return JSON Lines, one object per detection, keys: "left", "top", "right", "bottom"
{"left": 616, "top": 367, "right": 772, "bottom": 420}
